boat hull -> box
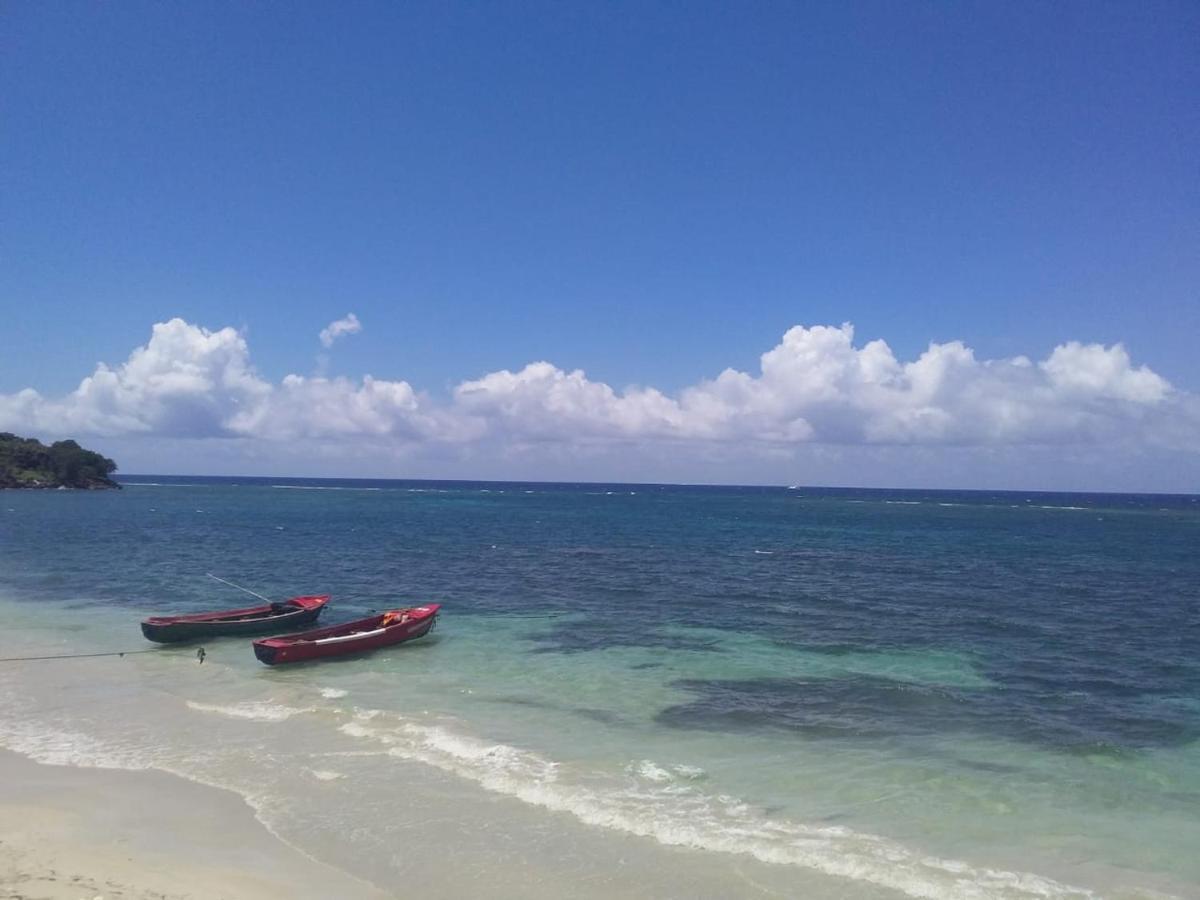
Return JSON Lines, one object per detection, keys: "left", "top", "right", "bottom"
{"left": 253, "top": 604, "right": 439, "bottom": 665}
{"left": 141, "top": 596, "right": 330, "bottom": 643}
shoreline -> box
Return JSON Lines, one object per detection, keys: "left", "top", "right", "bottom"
{"left": 0, "top": 749, "right": 387, "bottom": 900}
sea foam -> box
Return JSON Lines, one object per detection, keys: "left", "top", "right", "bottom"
{"left": 0, "top": 719, "right": 155, "bottom": 771}
{"left": 338, "top": 709, "right": 1096, "bottom": 900}
{"left": 186, "top": 700, "right": 314, "bottom": 722}
{"left": 309, "top": 769, "right": 345, "bottom": 781}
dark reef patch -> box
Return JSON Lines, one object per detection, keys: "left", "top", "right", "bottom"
{"left": 656, "top": 675, "right": 1200, "bottom": 753}
{"left": 528, "top": 619, "right": 721, "bottom": 654}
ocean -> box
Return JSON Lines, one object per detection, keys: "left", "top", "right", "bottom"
{"left": 1, "top": 477, "right": 1197, "bottom": 899}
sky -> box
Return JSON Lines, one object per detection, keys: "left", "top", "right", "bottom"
{"left": 2, "top": 2, "right": 1198, "bottom": 490}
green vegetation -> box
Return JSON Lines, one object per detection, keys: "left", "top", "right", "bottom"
{"left": 0, "top": 433, "right": 120, "bottom": 489}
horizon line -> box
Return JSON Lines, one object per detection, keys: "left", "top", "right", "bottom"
{"left": 114, "top": 473, "right": 1200, "bottom": 499}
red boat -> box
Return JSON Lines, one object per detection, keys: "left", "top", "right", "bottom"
{"left": 252, "top": 604, "right": 440, "bottom": 665}
{"left": 141, "top": 595, "right": 330, "bottom": 643}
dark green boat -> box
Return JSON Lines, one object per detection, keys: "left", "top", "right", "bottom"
{"left": 140, "top": 595, "right": 330, "bottom": 643}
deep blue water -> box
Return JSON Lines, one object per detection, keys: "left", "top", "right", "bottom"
{"left": 4, "top": 476, "right": 1197, "bottom": 757}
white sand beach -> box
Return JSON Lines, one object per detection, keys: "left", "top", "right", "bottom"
{"left": 0, "top": 750, "right": 386, "bottom": 900}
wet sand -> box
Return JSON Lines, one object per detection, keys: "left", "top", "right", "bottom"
{"left": 0, "top": 749, "right": 386, "bottom": 900}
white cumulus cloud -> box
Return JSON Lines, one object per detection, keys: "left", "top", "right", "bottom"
{"left": 0, "top": 318, "right": 441, "bottom": 444}
{"left": 0, "top": 319, "right": 269, "bottom": 438}
{"left": 1, "top": 319, "right": 1195, "bottom": 479}
{"left": 452, "top": 323, "right": 1191, "bottom": 450}
{"left": 318, "top": 313, "right": 362, "bottom": 348}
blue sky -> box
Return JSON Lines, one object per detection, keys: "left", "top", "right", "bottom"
{"left": 2, "top": 2, "right": 1198, "bottom": 489}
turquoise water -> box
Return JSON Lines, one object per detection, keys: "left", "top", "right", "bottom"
{"left": 1, "top": 478, "right": 1198, "bottom": 898}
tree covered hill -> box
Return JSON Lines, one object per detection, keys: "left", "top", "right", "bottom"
{"left": 0, "top": 433, "right": 120, "bottom": 489}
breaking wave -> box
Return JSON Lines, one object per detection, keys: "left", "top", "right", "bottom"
{"left": 0, "top": 719, "right": 156, "bottom": 770}
{"left": 186, "top": 700, "right": 314, "bottom": 722}
{"left": 338, "top": 709, "right": 1097, "bottom": 900}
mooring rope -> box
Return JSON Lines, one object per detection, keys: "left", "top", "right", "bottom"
{"left": 0, "top": 647, "right": 207, "bottom": 664}
{"left": 206, "top": 572, "right": 273, "bottom": 603}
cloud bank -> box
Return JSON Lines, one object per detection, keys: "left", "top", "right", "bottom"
{"left": 2, "top": 319, "right": 1196, "bottom": 485}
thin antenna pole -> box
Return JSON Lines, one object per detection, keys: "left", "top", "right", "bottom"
{"left": 206, "top": 573, "right": 273, "bottom": 604}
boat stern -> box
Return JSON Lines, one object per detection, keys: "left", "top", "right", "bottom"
{"left": 141, "top": 619, "right": 183, "bottom": 643}
{"left": 253, "top": 640, "right": 280, "bottom": 665}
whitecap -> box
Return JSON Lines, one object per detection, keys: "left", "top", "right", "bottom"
{"left": 122, "top": 482, "right": 205, "bottom": 487}
{"left": 337, "top": 711, "right": 1096, "bottom": 900}
{"left": 628, "top": 759, "right": 673, "bottom": 782}
{"left": 271, "top": 485, "right": 382, "bottom": 492}
{"left": 0, "top": 720, "right": 154, "bottom": 770}
{"left": 186, "top": 700, "right": 313, "bottom": 722}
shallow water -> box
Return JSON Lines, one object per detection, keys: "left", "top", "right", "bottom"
{"left": 1, "top": 478, "right": 1197, "bottom": 898}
